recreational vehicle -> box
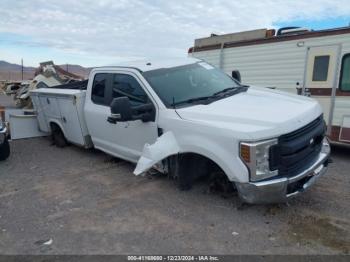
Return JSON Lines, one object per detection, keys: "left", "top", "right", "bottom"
{"left": 189, "top": 26, "right": 350, "bottom": 145}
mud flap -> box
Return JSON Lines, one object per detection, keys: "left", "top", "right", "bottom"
{"left": 134, "top": 131, "right": 180, "bottom": 176}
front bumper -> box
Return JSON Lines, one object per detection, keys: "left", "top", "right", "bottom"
{"left": 235, "top": 138, "right": 331, "bottom": 204}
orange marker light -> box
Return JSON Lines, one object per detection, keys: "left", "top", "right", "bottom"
{"left": 240, "top": 144, "right": 251, "bottom": 163}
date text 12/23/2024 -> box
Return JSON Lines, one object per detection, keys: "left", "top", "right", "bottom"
{"left": 127, "top": 256, "right": 219, "bottom": 261}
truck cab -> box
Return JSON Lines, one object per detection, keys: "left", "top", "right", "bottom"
{"left": 31, "top": 57, "right": 331, "bottom": 204}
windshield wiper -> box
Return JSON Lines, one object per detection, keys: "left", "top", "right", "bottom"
{"left": 213, "top": 87, "right": 238, "bottom": 96}
{"left": 213, "top": 85, "right": 249, "bottom": 96}
{"left": 172, "top": 85, "right": 250, "bottom": 107}
{"left": 172, "top": 95, "right": 216, "bottom": 106}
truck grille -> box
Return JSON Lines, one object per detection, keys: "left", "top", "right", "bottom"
{"left": 269, "top": 115, "right": 326, "bottom": 177}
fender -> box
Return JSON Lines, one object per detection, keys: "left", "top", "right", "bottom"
{"left": 134, "top": 132, "right": 180, "bottom": 175}
{"left": 177, "top": 133, "right": 249, "bottom": 183}
{"left": 134, "top": 131, "right": 249, "bottom": 183}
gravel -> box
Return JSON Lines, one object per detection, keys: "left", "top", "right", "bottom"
{"left": 0, "top": 137, "right": 349, "bottom": 255}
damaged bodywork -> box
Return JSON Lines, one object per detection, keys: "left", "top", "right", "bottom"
{"left": 133, "top": 130, "right": 234, "bottom": 192}
{"left": 134, "top": 132, "right": 180, "bottom": 175}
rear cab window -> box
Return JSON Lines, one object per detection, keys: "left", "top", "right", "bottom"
{"left": 91, "top": 73, "right": 108, "bottom": 105}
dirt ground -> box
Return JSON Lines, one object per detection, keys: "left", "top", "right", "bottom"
{"left": 0, "top": 137, "right": 349, "bottom": 255}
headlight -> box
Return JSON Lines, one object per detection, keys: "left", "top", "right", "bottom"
{"left": 240, "top": 139, "right": 278, "bottom": 181}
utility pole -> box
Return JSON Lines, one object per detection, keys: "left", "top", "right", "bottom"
{"left": 66, "top": 63, "right": 69, "bottom": 72}
{"left": 21, "top": 58, "right": 24, "bottom": 81}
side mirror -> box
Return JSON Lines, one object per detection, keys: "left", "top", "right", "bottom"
{"left": 232, "top": 70, "right": 241, "bottom": 83}
{"left": 108, "top": 97, "right": 155, "bottom": 123}
{"left": 110, "top": 97, "right": 133, "bottom": 122}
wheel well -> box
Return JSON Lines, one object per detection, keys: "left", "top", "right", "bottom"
{"left": 180, "top": 152, "right": 223, "bottom": 173}
{"left": 50, "top": 122, "right": 62, "bottom": 133}
{"left": 168, "top": 153, "right": 230, "bottom": 191}
{"left": 49, "top": 122, "right": 68, "bottom": 147}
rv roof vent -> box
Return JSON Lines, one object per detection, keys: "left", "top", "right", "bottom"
{"left": 277, "top": 27, "right": 310, "bottom": 36}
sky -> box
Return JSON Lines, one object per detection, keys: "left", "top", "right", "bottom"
{"left": 0, "top": 0, "right": 350, "bottom": 67}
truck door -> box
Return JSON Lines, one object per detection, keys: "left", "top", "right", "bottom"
{"left": 303, "top": 45, "right": 341, "bottom": 135}
{"left": 84, "top": 71, "right": 158, "bottom": 162}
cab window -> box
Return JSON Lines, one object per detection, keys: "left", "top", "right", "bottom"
{"left": 111, "top": 74, "right": 148, "bottom": 106}
{"left": 340, "top": 54, "right": 350, "bottom": 91}
{"left": 91, "top": 73, "right": 108, "bottom": 105}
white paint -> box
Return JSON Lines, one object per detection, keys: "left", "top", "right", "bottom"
{"left": 43, "top": 239, "right": 53, "bottom": 246}
{"left": 176, "top": 86, "right": 321, "bottom": 139}
{"left": 31, "top": 58, "right": 324, "bottom": 185}
{"left": 84, "top": 69, "right": 160, "bottom": 162}
{"left": 108, "top": 57, "right": 201, "bottom": 72}
{"left": 30, "top": 88, "right": 91, "bottom": 147}
{"left": 198, "top": 62, "right": 214, "bottom": 70}
{"left": 134, "top": 132, "right": 180, "bottom": 175}
{"left": 9, "top": 113, "right": 48, "bottom": 140}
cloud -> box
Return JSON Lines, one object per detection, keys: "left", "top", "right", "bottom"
{"left": 0, "top": 0, "right": 349, "bottom": 65}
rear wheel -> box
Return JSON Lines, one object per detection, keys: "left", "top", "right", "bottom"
{"left": 51, "top": 124, "right": 68, "bottom": 148}
{"left": 0, "top": 138, "right": 10, "bottom": 161}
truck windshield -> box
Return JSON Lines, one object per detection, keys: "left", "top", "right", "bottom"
{"left": 142, "top": 62, "right": 244, "bottom": 108}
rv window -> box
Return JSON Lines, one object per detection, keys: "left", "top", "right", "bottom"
{"left": 340, "top": 54, "right": 350, "bottom": 91}
{"left": 312, "top": 55, "right": 330, "bottom": 81}
{"left": 91, "top": 73, "right": 108, "bottom": 105}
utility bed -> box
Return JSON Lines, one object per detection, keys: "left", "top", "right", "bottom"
{"left": 30, "top": 88, "right": 92, "bottom": 148}
{"left": 49, "top": 80, "right": 88, "bottom": 90}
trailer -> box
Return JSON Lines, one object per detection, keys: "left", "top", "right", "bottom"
{"left": 189, "top": 26, "right": 350, "bottom": 145}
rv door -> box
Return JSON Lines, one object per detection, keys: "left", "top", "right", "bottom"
{"left": 303, "top": 45, "right": 341, "bottom": 136}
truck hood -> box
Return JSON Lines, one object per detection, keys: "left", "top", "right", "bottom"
{"left": 176, "top": 87, "right": 323, "bottom": 140}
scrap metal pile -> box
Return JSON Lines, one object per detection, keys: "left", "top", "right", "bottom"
{"left": 1, "top": 61, "right": 85, "bottom": 108}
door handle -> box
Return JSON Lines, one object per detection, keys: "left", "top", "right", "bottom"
{"left": 107, "top": 116, "right": 117, "bottom": 124}
{"left": 107, "top": 114, "right": 121, "bottom": 124}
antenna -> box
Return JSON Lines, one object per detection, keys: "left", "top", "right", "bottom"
{"left": 172, "top": 96, "right": 183, "bottom": 119}
{"left": 172, "top": 96, "right": 176, "bottom": 109}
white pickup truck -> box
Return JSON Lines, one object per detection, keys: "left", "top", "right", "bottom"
{"left": 30, "top": 58, "right": 331, "bottom": 204}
